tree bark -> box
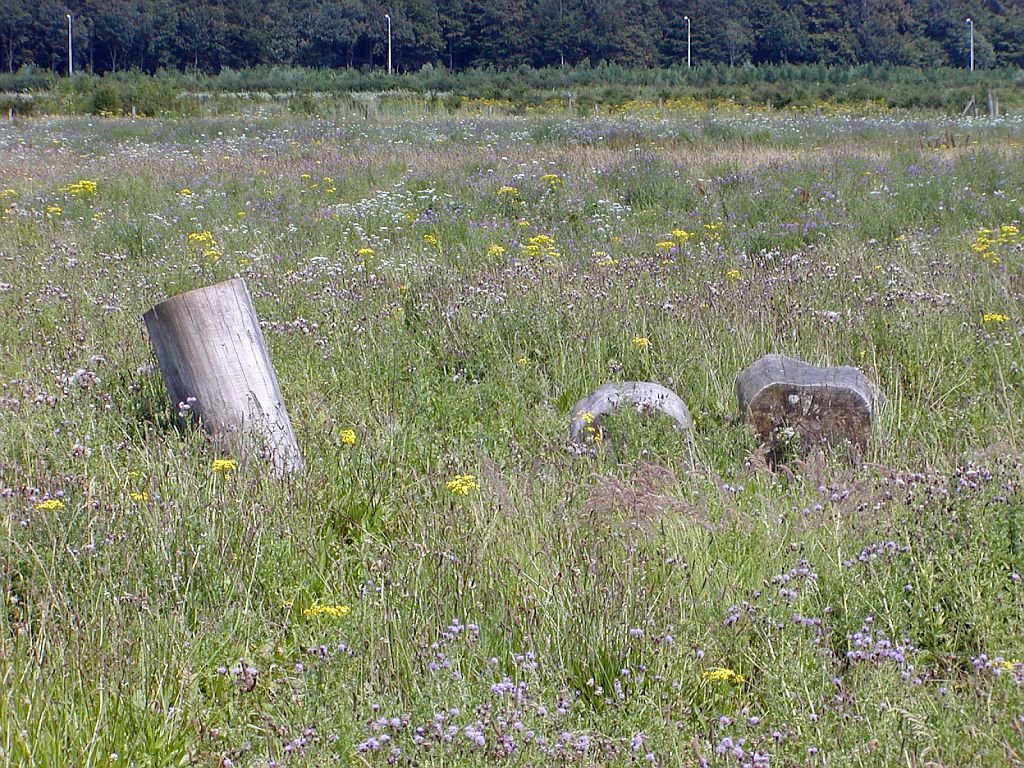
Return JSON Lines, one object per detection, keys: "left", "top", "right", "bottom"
{"left": 570, "top": 382, "right": 693, "bottom": 444}
{"left": 736, "top": 354, "right": 876, "bottom": 460}
{"left": 143, "top": 278, "right": 303, "bottom": 474}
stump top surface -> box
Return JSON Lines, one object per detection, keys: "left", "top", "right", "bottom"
{"left": 144, "top": 278, "right": 248, "bottom": 319}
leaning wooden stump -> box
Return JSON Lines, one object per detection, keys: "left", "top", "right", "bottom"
{"left": 736, "top": 354, "right": 876, "bottom": 461}
{"left": 570, "top": 382, "right": 693, "bottom": 449}
{"left": 143, "top": 278, "right": 303, "bottom": 474}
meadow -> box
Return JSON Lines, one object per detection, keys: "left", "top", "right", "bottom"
{"left": 1, "top": 100, "right": 1023, "bottom": 766}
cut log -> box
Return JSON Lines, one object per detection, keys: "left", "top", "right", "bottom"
{"left": 143, "top": 278, "right": 302, "bottom": 474}
{"left": 736, "top": 354, "right": 877, "bottom": 460}
{"left": 570, "top": 382, "right": 693, "bottom": 444}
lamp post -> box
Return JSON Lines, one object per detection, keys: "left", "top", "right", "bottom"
{"left": 965, "top": 17, "right": 974, "bottom": 71}
{"left": 683, "top": 16, "right": 691, "bottom": 67}
{"left": 66, "top": 14, "right": 73, "bottom": 77}
{"left": 384, "top": 14, "right": 392, "bottom": 75}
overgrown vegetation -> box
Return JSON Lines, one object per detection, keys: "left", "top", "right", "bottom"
{"left": 1, "top": 105, "right": 1022, "bottom": 766}
{"left": 2, "top": 63, "right": 1023, "bottom": 118}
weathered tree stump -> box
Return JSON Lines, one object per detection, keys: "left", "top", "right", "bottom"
{"left": 143, "top": 278, "right": 303, "bottom": 474}
{"left": 570, "top": 382, "right": 693, "bottom": 445}
{"left": 735, "top": 354, "right": 876, "bottom": 460}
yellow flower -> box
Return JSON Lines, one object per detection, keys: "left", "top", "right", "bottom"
{"left": 671, "top": 229, "right": 691, "bottom": 242}
{"left": 356, "top": 247, "right": 375, "bottom": 257}
{"left": 487, "top": 244, "right": 506, "bottom": 257}
{"left": 540, "top": 173, "right": 562, "bottom": 187}
{"left": 578, "top": 411, "right": 595, "bottom": 425}
{"left": 187, "top": 230, "right": 214, "bottom": 245}
{"left": 655, "top": 241, "right": 676, "bottom": 249}
{"left": 340, "top": 429, "right": 357, "bottom": 446}
{"left": 129, "top": 491, "right": 150, "bottom": 501}
{"left": 304, "top": 603, "right": 351, "bottom": 618}
{"left": 61, "top": 179, "right": 97, "bottom": 195}
{"left": 528, "top": 234, "right": 555, "bottom": 247}
{"left": 423, "top": 233, "right": 438, "bottom": 247}
{"left": 632, "top": 335, "right": 651, "bottom": 348}
{"left": 178, "top": 188, "right": 193, "bottom": 196}
{"left": 497, "top": 185, "right": 520, "bottom": 198}
{"left": 46, "top": 205, "right": 62, "bottom": 216}
{"left": 203, "top": 248, "right": 221, "bottom": 261}
{"left": 211, "top": 458, "right": 237, "bottom": 473}
{"left": 982, "top": 313, "right": 1009, "bottom": 324}
{"left": 517, "top": 219, "right": 531, "bottom": 227}
{"left": 703, "top": 667, "right": 745, "bottom": 684}
{"left": 725, "top": 268, "right": 741, "bottom": 280}
{"left": 35, "top": 499, "right": 65, "bottom": 510}
{"left": 446, "top": 474, "right": 478, "bottom": 496}
{"left": 0, "top": 188, "right": 17, "bottom": 199}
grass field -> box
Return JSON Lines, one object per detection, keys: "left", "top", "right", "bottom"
{"left": 1, "top": 105, "right": 1023, "bottom": 766}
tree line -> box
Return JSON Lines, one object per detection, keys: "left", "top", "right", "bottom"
{"left": 2, "top": 0, "right": 1021, "bottom": 76}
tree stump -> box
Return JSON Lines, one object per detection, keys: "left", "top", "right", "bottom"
{"left": 735, "top": 354, "right": 877, "bottom": 460}
{"left": 143, "top": 278, "right": 303, "bottom": 474}
{"left": 570, "top": 382, "right": 693, "bottom": 445}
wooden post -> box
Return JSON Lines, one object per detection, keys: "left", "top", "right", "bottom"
{"left": 143, "top": 278, "right": 302, "bottom": 474}
{"left": 570, "top": 381, "right": 693, "bottom": 445}
{"left": 736, "top": 354, "right": 877, "bottom": 461}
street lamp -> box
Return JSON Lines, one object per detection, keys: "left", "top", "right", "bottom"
{"left": 965, "top": 18, "right": 974, "bottom": 71}
{"left": 66, "top": 14, "right": 73, "bottom": 77}
{"left": 683, "top": 16, "right": 691, "bottom": 68}
{"left": 384, "top": 14, "right": 392, "bottom": 75}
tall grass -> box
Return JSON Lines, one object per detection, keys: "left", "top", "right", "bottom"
{"left": 0, "top": 108, "right": 1022, "bottom": 766}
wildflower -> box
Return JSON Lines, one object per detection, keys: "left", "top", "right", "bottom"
{"left": 423, "top": 233, "right": 438, "bottom": 247}
{"left": 340, "top": 429, "right": 357, "bottom": 446}
{"left": 632, "top": 335, "right": 651, "bottom": 348}
{"left": 304, "top": 603, "right": 351, "bottom": 618}
{"left": 725, "top": 268, "right": 741, "bottom": 280}
{"left": 655, "top": 241, "right": 676, "bottom": 250}
{"left": 61, "top": 179, "right": 97, "bottom": 195}
{"left": 497, "top": 185, "right": 520, "bottom": 198}
{"left": 129, "top": 492, "right": 150, "bottom": 502}
{"left": 578, "top": 411, "right": 595, "bottom": 425}
{"left": 211, "top": 458, "right": 237, "bottom": 474}
{"left": 46, "top": 205, "right": 62, "bottom": 216}
{"left": 0, "top": 189, "right": 16, "bottom": 199}
{"left": 446, "top": 474, "right": 478, "bottom": 496}
{"left": 487, "top": 244, "right": 506, "bottom": 257}
{"left": 187, "top": 230, "right": 215, "bottom": 245}
{"left": 982, "top": 313, "right": 1009, "bottom": 324}
{"left": 672, "top": 228, "right": 691, "bottom": 242}
{"left": 178, "top": 188, "right": 193, "bottom": 196}
{"left": 540, "top": 173, "right": 562, "bottom": 187}
{"left": 356, "top": 247, "right": 375, "bottom": 257}
{"left": 35, "top": 499, "right": 65, "bottom": 510}
{"left": 703, "top": 667, "right": 745, "bottom": 685}
{"left": 203, "top": 248, "right": 221, "bottom": 261}
{"left": 998, "top": 224, "right": 1019, "bottom": 244}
